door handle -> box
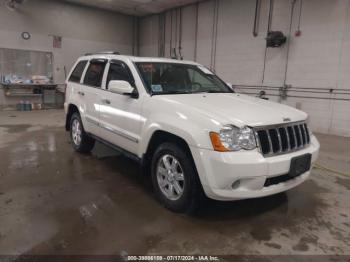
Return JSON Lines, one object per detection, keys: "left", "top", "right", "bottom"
{"left": 101, "top": 99, "right": 111, "bottom": 104}
{"left": 78, "top": 91, "right": 85, "bottom": 96}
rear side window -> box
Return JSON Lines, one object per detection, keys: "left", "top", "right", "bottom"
{"left": 69, "top": 60, "right": 87, "bottom": 83}
{"left": 106, "top": 61, "right": 135, "bottom": 89}
{"left": 83, "top": 59, "right": 107, "bottom": 88}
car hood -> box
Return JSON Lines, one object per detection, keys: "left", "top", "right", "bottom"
{"left": 157, "top": 93, "right": 307, "bottom": 127}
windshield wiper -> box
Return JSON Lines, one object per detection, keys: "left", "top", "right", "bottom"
{"left": 151, "top": 90, "right": 232, "bottom": 95}
{"left": 203, "top": 90, "right": 232, "bottom": 93}
{"left": 152, "top": 90, "right": 193, "bottom": 95}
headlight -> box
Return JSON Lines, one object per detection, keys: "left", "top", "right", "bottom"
{"left": 210, "top": 125, "right": 257, "bottom": 152}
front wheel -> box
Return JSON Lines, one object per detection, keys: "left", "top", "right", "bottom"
{"left": 151, "top": 142, "right": 204, "bottom": 213}
{"left": 70, "top": 113, "right": 95, "bottom": 153}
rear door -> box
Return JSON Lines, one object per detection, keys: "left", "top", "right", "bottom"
{"left": 67, "top": 60, "right": 88, "bottom": 125}
{"left": 80, "top": 58, "right": 107, "bottom": 136}
{"left": 99, "top": 60, "right": 143, "bottom": 155}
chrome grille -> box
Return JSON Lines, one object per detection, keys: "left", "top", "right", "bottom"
{"left": 255, "top": 122, "right": 310, "bottom": 157}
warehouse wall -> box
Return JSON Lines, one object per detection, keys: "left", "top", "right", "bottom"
{"left": 138, "top": 0, "right": 350, "bottom": 137}
{"left": 0, "top": 0, "right": 134, "bottom": 106}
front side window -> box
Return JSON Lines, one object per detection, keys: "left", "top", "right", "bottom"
{"left": 136, "top": 62, "right": 233, "bottom": 95}
{"left": 83, "top": 59, "right": 107, "bottom": 88}
{"left": 69, "top": 60, "right": 87, "bottom": 83}
{"left": 106, "top": 61, "right": 135, "bottom": 89}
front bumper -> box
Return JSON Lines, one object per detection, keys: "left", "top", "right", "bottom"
{"left": 190, "top": 135, "right": 320, "bottom": 201}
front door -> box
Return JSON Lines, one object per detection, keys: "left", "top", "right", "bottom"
{"left": 99, "top": 60, "right": 143, "bottom": 155}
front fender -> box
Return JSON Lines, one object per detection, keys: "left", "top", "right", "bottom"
{"left": 138, "top": 113, "right": 214, "bottom": 157}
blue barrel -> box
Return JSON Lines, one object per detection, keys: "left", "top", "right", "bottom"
{"left": 24, "top": 101, "right": 32, "bottom": 111}
{"left": 19, "top": 100, "right": 25, "bottom": 111}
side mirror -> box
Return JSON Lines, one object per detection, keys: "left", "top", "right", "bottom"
{"left": 109, "top": 80, "right": 134, "bottom": 95}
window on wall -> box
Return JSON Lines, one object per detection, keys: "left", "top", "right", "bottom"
{"left": 83, "top": 59, "right": 107, "bottom": 88}
{"left": 69, "top": 60, "right": 87, "bottom": 83}
{"left": 106, "top": 61, "right": 135, "bottom": 89}
{"left": 0, "top": 48, "right": 53, "bottom": 84}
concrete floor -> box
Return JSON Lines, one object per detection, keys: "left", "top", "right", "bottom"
{"left": 0, "top": 109, "right": 349, "bottom": 257}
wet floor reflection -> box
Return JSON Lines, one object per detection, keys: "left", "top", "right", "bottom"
{"left": 0, "top": 126, "right": 349, "bottom": 256}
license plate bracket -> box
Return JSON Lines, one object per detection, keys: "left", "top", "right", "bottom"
{"left": 289, "top": 153, "right": 312, "bottom": 177}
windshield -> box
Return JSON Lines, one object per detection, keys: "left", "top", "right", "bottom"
{"left": 135, "top": 62, "right": 233, "bottom": 95}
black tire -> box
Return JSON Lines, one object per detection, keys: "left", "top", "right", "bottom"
{"left": 151, "top": 142, "right": 205, "bottom": 213}
{"left": 70, "top": 112, "right": 95, "bottom": 153}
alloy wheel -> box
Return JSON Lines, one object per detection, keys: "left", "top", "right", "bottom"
{"left": 156, "top": 154, "right": 185, "bottom": 201}
{"left": 71, "top": 119, "right": 82, "bottom": 146}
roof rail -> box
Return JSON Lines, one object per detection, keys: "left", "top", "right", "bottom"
{"left": 84, "top": 51, "right": 120, "bottom": 56}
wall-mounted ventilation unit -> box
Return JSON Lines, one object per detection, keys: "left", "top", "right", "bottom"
{"left": 266, "top": 31, "right": 287, "bottom": 48}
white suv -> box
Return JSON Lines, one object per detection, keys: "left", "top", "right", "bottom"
{"left": 65, "top": 52, "right": 320, "bottom": 212}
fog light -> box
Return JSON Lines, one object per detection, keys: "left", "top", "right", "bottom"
{"left": 231, "top": 180, "right": 241, "bottom": 189}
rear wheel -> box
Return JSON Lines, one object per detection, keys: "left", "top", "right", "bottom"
{"left": 70, "top": 113, "right": 95, "bottom": 153}
{"left": 151, "top": 142, "right": 204, "bottom": 213}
